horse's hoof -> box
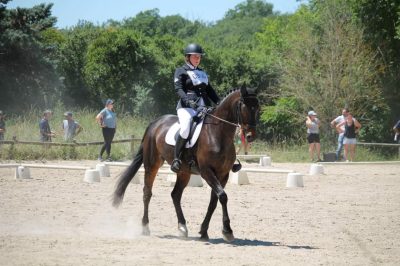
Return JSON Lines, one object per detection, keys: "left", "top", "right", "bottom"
{"left": 178, "top": 223, "right": 188, "bottom": 238}
{"left": 199, "top": 233, "right": 209, "bottom": 241}
{"left": 142, "top": 224, "right": 150, "bottom": 236}
{"left": 222, "top": 231, "right": 235, "bottom": 243}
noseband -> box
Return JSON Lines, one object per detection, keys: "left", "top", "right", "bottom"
{"left": 236, "top": 95, "right": 258, "bottom": 130}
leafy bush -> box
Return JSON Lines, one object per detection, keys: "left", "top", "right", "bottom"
{"left": 258, "top": 97, "right": 303, "bottom": 142}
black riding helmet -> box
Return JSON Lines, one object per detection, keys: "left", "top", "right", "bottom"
{"left": 184, "top": 43, "right": 205, "bottom": 56}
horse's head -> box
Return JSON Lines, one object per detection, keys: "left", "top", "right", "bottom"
{"left": 238, "top": 86, "right": 259, "bottom": 142}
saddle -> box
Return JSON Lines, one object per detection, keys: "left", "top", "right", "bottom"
{"left": 165, "top": 111, "right": 206, "bottom": 148}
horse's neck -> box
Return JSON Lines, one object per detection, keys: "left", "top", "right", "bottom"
{"left": 215, "top": 94, "right": 240, "bottom": 124}
{"left": 211, "top": 95, "right": 240, "bottom": 140}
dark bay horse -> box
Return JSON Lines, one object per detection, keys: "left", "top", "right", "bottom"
{"left": 113, "top": 87, "right": 260, "bottom": 242}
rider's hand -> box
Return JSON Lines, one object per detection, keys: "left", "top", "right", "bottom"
{"left": 207, "top": 107, "right": 215, "bottom": 113}
{"left": 197, "top": 106, "right": 207, "bottom": 113}
{"left": 187, "top": 100, "right": 198, "bottom": 109}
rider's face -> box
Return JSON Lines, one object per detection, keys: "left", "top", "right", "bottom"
{"left": 189, "top": 54, "right": 201, "bottom": 67}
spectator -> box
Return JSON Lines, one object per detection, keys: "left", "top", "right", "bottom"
{"left": 236, "top": 127, "right": 249, "bottom": 155}
{"left": 331, "top": 108, "right": 350, "bottom": 161}
{"left": 336, "top": 114, "right": 362, "bottom": 162}
{"left": 39, "top": 110, "right": 56, "bottom": 142}
{"left": 393, "top": 119, "right": 400, "bottom": 143}
{"left": 62, "top": 111, "right": 83, "bottom": 142}
{"left": 96, "top": 99, "right": 116, "bottom": 162}
{"left": 306, "top": 110, "right": 321, "bottom": 162}
{"left": 0, "top": 110, "right": 5, "bottom": 141}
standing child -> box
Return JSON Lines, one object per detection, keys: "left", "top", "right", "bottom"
{"left": 62, "top": 111, "right": 83, "bottom": 142}
{"left": 39, "top": 110, "right": 56, "bottom": 142}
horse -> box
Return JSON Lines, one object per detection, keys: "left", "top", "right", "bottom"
{"left": 112, "top": 86, "right": 260, "bottom": 242}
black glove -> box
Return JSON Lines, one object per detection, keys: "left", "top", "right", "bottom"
{"left": 197, "top": 106, "right": 207, "bottom": 113}
{"left": 187, "top": 100, "right": 198, "bottom": 109}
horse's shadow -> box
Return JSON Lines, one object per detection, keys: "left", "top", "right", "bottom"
{"left": 158, "top": 235, "right": 317, "bottom": 249}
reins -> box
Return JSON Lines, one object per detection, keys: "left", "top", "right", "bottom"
{"left": 205, "top": 112, "right": 240, "bottom": 128}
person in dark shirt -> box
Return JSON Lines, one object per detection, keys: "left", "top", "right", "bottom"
{"left": 170, "top": 43, "right": 220, "bottom": 173}
{"left": 336, "top": 114, "right": 361, "bottom": 162}
{"left": 39, "top": 110, "right": 56, "bottom": 142}
{"left": 96, "top": 99, "right": 117, "bottom": 161}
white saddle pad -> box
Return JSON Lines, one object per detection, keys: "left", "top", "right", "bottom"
{"left": 165, "top": 121, "right": 204, "bottom": 148}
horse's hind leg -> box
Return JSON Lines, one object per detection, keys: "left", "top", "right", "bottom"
{"left": 171, "top": 171, "right": 190, "bottom": 237}
{"left": 142, "top": 166, "right": 160, "bottom": 235}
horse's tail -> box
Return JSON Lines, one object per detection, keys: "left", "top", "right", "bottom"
{"left": 112, "top": 143, "right": 143, "bottom": 207}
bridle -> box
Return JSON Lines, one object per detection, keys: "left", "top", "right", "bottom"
{"left": 204, "top": 94, "right": 259, "bottom": 130}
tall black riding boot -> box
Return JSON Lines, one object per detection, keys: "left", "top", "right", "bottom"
{"left": 171, "top": 136, "right": 187, "bottom": 173}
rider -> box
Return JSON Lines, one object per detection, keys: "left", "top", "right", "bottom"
{"left": 171, "top": 43, "right": 220, "bottom": 173}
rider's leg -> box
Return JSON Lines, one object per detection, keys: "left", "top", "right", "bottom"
{"left": 171, "top": 135, "right": 187, "bottom": 173}
{"left": 171, "top": 108, "right": 193, "bottom": 173}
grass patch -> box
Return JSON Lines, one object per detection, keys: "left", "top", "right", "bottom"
{"left": 1, "top": 106, "right": 398, "bottom": 162}
{"left": 0, "top": 105, "right": 149, "bottom": 161}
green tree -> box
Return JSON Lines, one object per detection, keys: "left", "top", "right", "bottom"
{"left": 278, "top": 1, "right": 388, "bottom": 141}
{"left": 224, "top": 0, "right": 274, "bottom": 19}
{"left": 57, "top": 21, "right": 100, "bottom": 107}
{"left": 149, "top": 35, "right": 184, "bottom": 114}
{"left": 259, "top": 97, "right": 303, "bottom": 142}
{"left": 122, "top": 9, "right": 161, "bottom": 37}
{"left": 0, "top": 2, "right": 59, "bottom": 111}
{"left": 349, "top": 0, "right": 400, "bottom": 122}
{"left": 84, "top": 28, "right": 157, "bottom": 113}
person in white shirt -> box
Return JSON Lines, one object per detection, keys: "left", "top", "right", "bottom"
{"left": 330, "top": 108, "right": 350, "bottom": 161}
{"left": 306, "top": 110, "right": 321, "bottom": 162}
{"left": 62, "top": 111, "right": 82, "bottom": 142}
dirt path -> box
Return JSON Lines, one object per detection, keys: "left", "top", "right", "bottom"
{"left": 1, "top": 161, "right": 399, "bottom": 265}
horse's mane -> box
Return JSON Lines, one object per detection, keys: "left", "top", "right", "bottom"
{"left": 219, "top": 88, "right": 241, "bottom": 104}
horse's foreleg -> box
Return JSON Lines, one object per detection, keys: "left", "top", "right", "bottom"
{"left": 199, "top": 190, "right": 218, "bottom": 241}
{"left": 171, "top": 172, "right": 190, "bottom": 237}
{"left": 202, "top": 171, "right": 234, "bottom": 242}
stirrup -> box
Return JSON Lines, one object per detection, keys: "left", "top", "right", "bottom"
{"left": 232, "top": 163, "right": 241, "bottom": 173}
{"left": 171, "top": 158, "right": 182, "bottom": 173}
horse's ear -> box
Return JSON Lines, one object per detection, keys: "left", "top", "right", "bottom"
{"left": 240, "top": 84, "right": 248, "bottom": 97}
{"left": 247, "top": 87, "right": 257, "bottom": 95}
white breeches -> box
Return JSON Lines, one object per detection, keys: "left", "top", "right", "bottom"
{"left": 177, "top": 98, "right": 205, "bottom": 139}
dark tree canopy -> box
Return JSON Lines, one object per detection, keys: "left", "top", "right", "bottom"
{"left": 1, "top": 0, "right": 399, "bottom": 143}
